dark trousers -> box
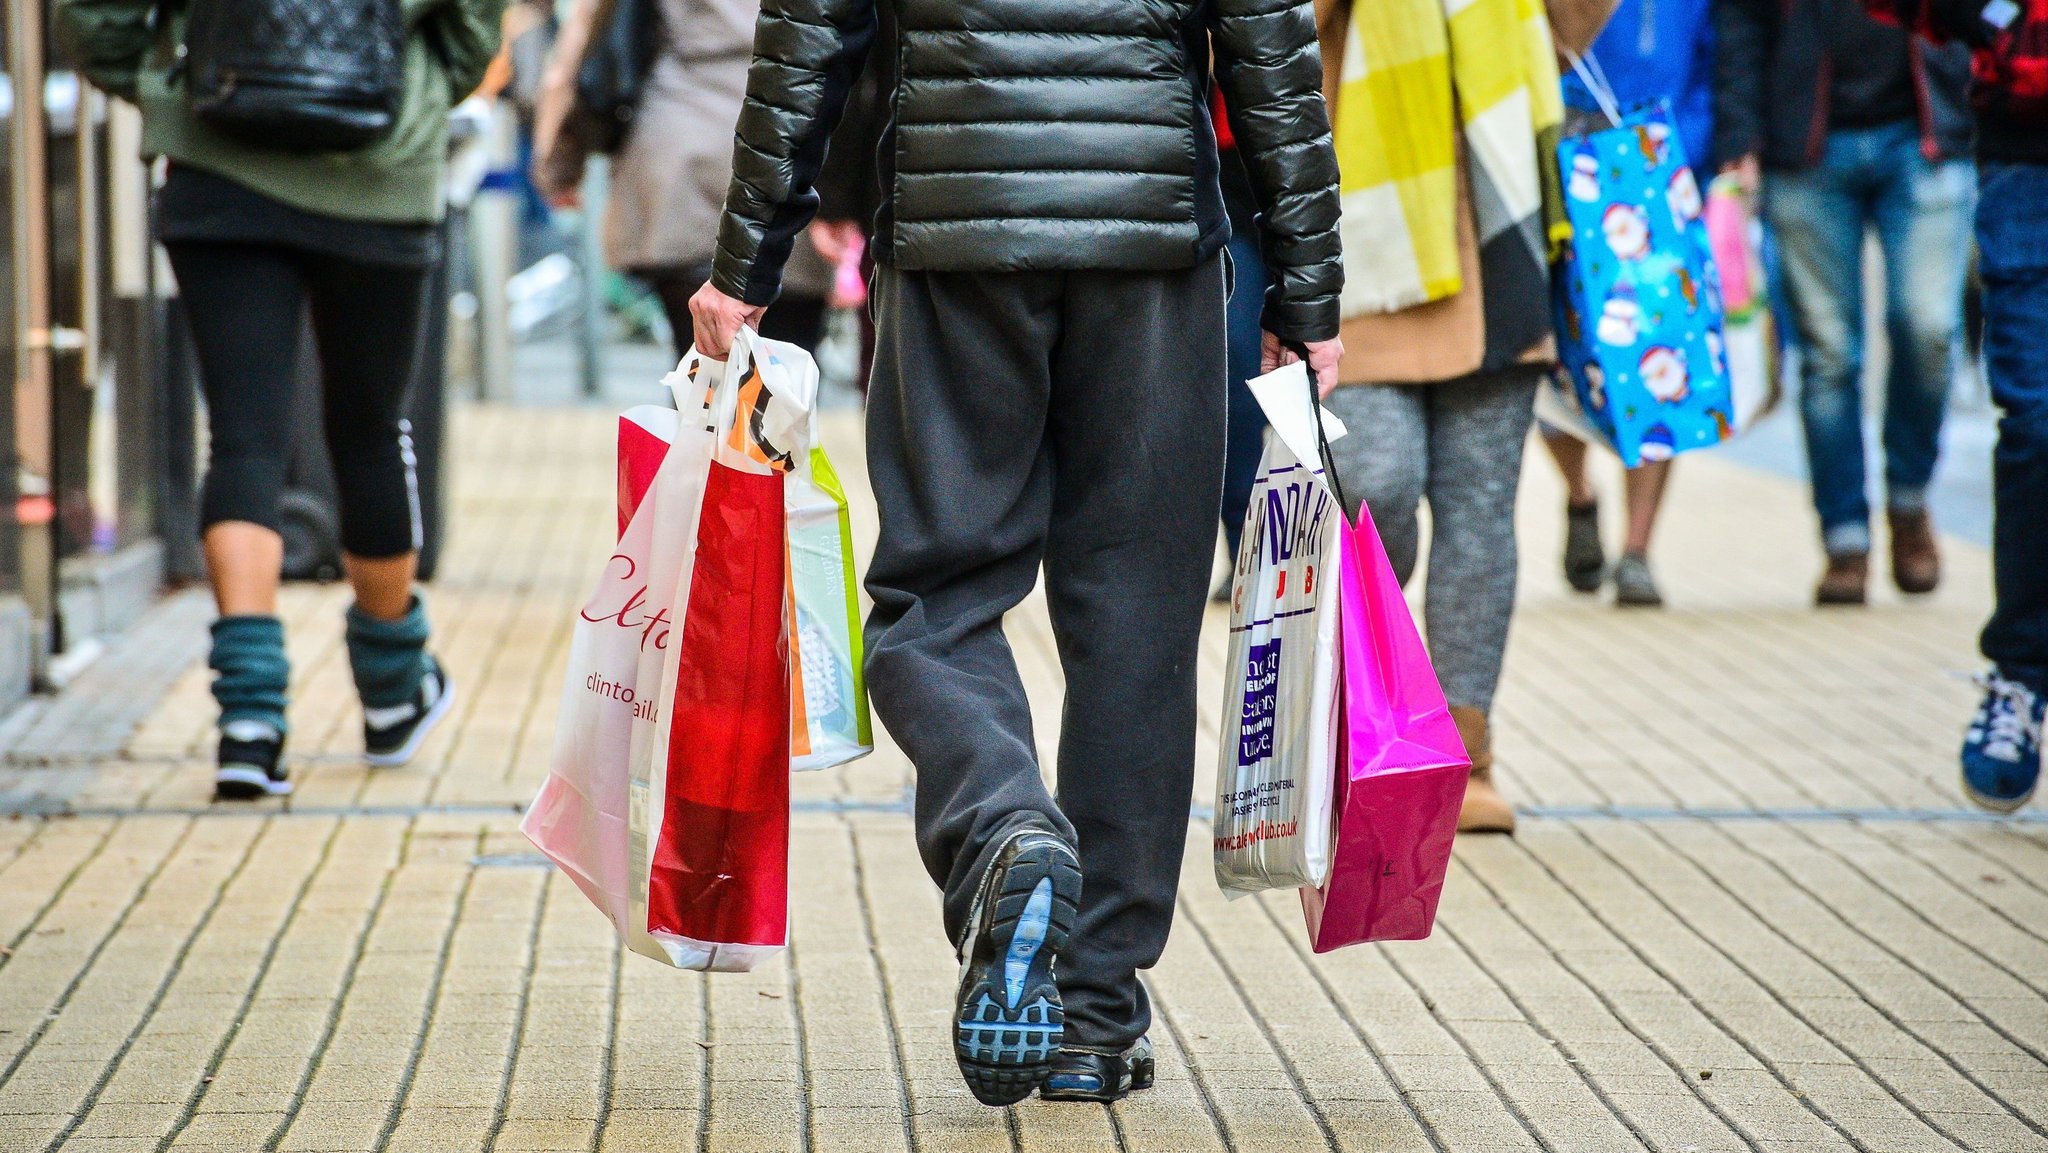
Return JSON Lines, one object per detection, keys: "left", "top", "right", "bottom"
{"left": 166, "top": 242, "right": 430, "bottom": 559}
{"left": 1976, "top": 162, "right": 2048, "bottom": 693}
{"left": 863, "top": 260, "right": 1226, "bottom": 1052}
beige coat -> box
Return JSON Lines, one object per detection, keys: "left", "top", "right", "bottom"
{"left": 1315, "top": 0, "right": 1616, "bottom": 385}
{"left": 533, "top": 0, "right": 830, "bottom": 294}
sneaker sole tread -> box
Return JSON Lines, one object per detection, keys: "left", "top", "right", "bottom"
{"left": 955, "top": 839, "right": 1081, "bottom": 1107}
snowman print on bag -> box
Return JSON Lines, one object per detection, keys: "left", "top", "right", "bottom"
{"left": 1638, "top": 422, "right": 1678, "bottom": 462}
{"left": 1597, "top": 281, "right": 1641, "bottom": 347}
{"left": 1569, "top": 139, "right": 1601, "bottom": 202}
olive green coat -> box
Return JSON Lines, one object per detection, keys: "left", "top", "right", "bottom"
{"left": 55, "top": 0, "right": 505, "bottom": 224}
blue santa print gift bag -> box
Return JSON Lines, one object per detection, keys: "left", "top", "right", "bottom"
{"left": 1552, "top": 96, "right": 1735, "bottom": 467}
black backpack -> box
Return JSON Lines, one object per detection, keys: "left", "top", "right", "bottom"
{"left": 569, "top": 0, "right": 660, "bottom": 154}
{"left": 180, "top": 0, "right": 409, "bottom": 152}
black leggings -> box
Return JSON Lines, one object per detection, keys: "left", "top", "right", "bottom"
{"left": 167, "top": 242, "right": 429, "bottom": 559}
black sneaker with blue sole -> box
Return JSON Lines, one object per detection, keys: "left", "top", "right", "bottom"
{"left": 363, "top": 657, "right": 455, "bottom": 768}
{"left": 954, "top": 829, "right": 1081, "bottom": 1106}
{"left": 1042, "top": 1036, "right": 1156, "bottom": 1102}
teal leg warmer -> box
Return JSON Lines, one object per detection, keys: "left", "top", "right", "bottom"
{"left": 347, "top": 596, "right": 432, "bottom": 710}
{"left": 210, "top": 615, "right": 290, "bottom": 732}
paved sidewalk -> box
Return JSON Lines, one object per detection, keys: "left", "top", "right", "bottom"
{"left": 1, "top": 403, "right": 2044, "bottom": 1153}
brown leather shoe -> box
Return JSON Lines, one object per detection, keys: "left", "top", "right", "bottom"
{"left": 1888, "top": 508, "right": 1941, "bottom": 595}
{"left": 1815, "top": 551, "right": 1869, "bottom": 606}
{"left": 1450, "top": 706, "right": 1515, "bottom": 834}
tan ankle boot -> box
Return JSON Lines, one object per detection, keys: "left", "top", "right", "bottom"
{"left": 1450, "top": 705, "right": 1515, "bottom": 834}
{"left": 1816, "top": 551, "right": 1869, "bottom": 606}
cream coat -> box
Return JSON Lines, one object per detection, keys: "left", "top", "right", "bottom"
{"left": 533, "top": 0, "right": 831, "bottom": 294}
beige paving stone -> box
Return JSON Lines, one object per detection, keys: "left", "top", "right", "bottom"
{"left": 62, "top": 1100, "right": 182, "bottom": 1141}
{"left": 488, "top": 1115, "right": 598, "bottom": 1151}
{"left": 162, "top": 1109, "right": 290, "bottom": 1151}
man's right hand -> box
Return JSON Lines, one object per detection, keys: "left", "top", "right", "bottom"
{"left": 1262, "top": 332, "right": 1346, "bottom": 397}
{"left": 688, "top": 282, "right": 767, "bottom": 360}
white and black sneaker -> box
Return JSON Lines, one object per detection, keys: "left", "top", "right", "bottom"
{"left": 953, "top": 827, "right": 1082, "bottom": 1106}
{"left": 216, "top": 719, "right": 290, "bottom": 799}
{"left": 363, "top": 657, "right": 455, "bottom": 767}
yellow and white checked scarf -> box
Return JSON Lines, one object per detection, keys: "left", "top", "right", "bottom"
{"left": 1332, "top": 0, "right": 1570, "bottom": 318}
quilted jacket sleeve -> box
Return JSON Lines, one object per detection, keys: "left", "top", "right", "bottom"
{"left": 53, "top": 0, "right": 159, "bottom": 101}
{"left": 710, "top": 0, "right": 880, "bottom": 305}
{"left": 1211, "top": 0, "right": 1345, "bottom": 343}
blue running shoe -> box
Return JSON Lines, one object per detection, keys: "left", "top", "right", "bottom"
{"left": 1962, "top": 670, "right": 2043, "bottom": 813}
{"left": 953, "top": 828, "right": 1080, "bottom": 1106}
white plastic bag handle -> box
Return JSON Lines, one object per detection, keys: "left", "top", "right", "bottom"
{"left": 1562, "top": 47, "right": 1623, "bottom": 128}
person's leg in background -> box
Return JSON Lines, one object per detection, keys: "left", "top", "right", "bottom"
{"left": 1321, "top": 384, "right": 1429, "bottom": 584}
{"left": 1540, "top": 425, "right": 1671, "bottom": 604}
{"left": 1765, "top": 141, "right": 1878, "bottom": 604}
{"left": 862, "top": 268, "right": 1082, "bottom": 1104}
{"left": 1422, "top": 367, "right": 1542, "bottom": 833}
{"left": 302, "top": 250, "right": 456, "bottom": 768}
{"left": 1331, "top": 381, "right": 1539, "bottom": 830}
{"left": 753, "top": 291, "right": 828, "bottom": 350}
{"left": 1615, "top": 458, "right": 1672, "bottom": 606}
{"left": 1039, "top": 261, "right": 1225, "bottom": 1086}
{"left": 1219, "top": 234, "right": 1270, "bottom": 579}
{"left": 649, "top": 264, "right": 829, "bottom": 361}
{"left": 163, "top": 242, "right": 306, "bottom": 799}
{"left": 1963, "top": 161, "right": 2048, "bottom": 811}
{"left": 1541, "top": 428, "right": 1606, "bottom": 593}
{"left": 1873, "top": 131, "right": 1976, "bottom": 595}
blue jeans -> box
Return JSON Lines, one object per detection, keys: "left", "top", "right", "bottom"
{"left": 1976, "top": 162, "right": 2048, "bottom": 694}
{"left": 1221, "top": 233, "right": 1269, "bottom": 559}
{"left": 1764, "top": 121, "right": 1977, "bottom": 555}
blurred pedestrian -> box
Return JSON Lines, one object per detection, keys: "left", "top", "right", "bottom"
{"left": 532, "top": 0, "right": 834, "bottom": 358}
{"left": 1315, "top": 0, "right": 1613, "bottom": 835}
{"left": 690, "top": 0, "right": 1342, "bottom": 1108}
{"left": 56, "top": 0, "right": 504, "bottom": 798}
{"left": 1545, "top": 0, "right": 1717, "bottom": 607}
{"left": 1715, "top": 0, "right": 1976, "bottom": 606}
{"left": 809, "top": 64, "right": 889, "bottom": 390}
{"left": 1863, "top": 0, "right": 2047, "bottom": 809}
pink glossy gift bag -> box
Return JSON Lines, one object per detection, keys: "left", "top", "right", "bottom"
{"left": 1300, "top": 498, "right": 1470, "bottom": 951}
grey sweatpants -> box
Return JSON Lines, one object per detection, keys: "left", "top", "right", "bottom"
{"left": 863, "top": 259, "right": 1227, "bottom": 1052}
{"left": 1322, "top": 367, "right": 1541, "bottom": 714}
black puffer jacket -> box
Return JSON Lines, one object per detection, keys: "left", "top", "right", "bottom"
{"left": 709, "top": 0, "right": 1343, "bottom": 342}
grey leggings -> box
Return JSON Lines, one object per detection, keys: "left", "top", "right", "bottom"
{"left": 1322, "top": 366, "right": 1542, "bottom": 714}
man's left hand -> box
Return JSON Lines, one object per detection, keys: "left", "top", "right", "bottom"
{"left": 688, "top": 281, "right": 767, "bottom": 360}
{"left": 1262, "top": 332, "right": 1345, "bottom": 397}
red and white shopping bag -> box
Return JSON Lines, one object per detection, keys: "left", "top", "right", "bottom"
{"left": 523, "top": 329, "right": 814, "bottom": 971}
